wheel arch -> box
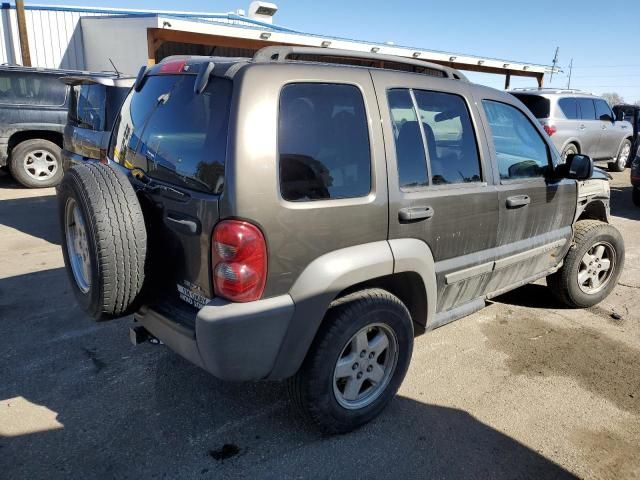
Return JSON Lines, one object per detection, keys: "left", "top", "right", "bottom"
{"left": 268, "top": 239, "right": 437, "bottom": 380}
{"left": 577, "top": 199, "right": 609, "bottom": 223}
{"left": 561, "top": 139, "right": 581, "bottom": 154}
{"left": 8, "top": 130, "right": 63, "bottom": 157}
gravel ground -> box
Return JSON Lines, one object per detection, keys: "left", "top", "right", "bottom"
{"left": 0, "top": 169, "right": 638, "bottom": 479}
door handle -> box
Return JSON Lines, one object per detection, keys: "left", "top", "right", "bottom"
{"left": 506, "top": 195, "right": 530, "bottom": 209}
{"left": 601, "top": 124, "right": 607, "bottom": 130}
{"left": 398, "top": 206, "right": 434, "bottom": 222}
{"left": 579, "top": 124, "right": 586, "bottom": 130}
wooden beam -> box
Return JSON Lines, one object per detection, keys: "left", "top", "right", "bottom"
{"left": 15, "top": 0, "right": 31, "bottom": 67}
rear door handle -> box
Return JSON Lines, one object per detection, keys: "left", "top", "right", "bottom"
{"left": 506, "top": 195, "right": 530, "bottom": 209}
{"left": 579, "top": 124, "right": 586, "bottom": 130}
{"left": 398, "top": 206, "right": 434, "bottom": 222}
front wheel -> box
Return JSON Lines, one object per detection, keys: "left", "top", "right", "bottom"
{"left": 288, "top": 289, "right": 413, "bottom": 434}
{"left": 561, "top": 143, "right": 578, "bottom": 162}
{"left": 608, "top": 139, "right": 632, "bottom": 172}
{"left": 547, "top": 220, "right": 624, "bottom": 308}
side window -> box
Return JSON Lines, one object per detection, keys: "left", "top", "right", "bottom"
{"left": 482, "top": 100, "right": 550, "bottom": 180}
{"left": 0, "top": 72, "right": 66, "bottom": 106}
{"left": 388, "top": 89, "right": 428, "bottom": 190}
{"left": 278, "top": 83, "right": 371, "bottom": 201}
{"left": 577, "top": 98, "right": 596, "bottom": 120}
{"left": 594, "top": 99, "right": 613, "bottom": 121}
{"left": 558, "top": 98, "right": 579, "bottom": 120}
{"left": 414, "top": 90, "right": 481, "bottom": 184}
{"left": 70, "top": 84, "right": 106, "bottom": 130}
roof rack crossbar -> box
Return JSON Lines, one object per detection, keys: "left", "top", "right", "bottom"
{"left": 252, "top": 46, "right": 467, "bottom": 81}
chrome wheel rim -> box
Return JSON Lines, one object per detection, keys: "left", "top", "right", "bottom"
{"left": 333, "top": 323, "right": 399, "bottom": 410}
{"left": 562, "top": 147, "right": 576, "bottom": 162}
{"left": 23, "top": 149, "right": 58, "bottom": 181}
{"left": 577, "top": 241, "right": 615, "bottom": 295}
{"left": 65, "top": 198, "right": 91, "bottom": 293}
{"left": 618, "top": 143, "right": 631, "bottom": 168}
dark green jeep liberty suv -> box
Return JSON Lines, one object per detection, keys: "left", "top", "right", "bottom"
{"left": 58, "top": 47, "right": 624, "bottom": 434}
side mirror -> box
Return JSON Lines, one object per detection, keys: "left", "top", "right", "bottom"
{"left": 599, "top": 113, "right": 613, "bottom": 122}
{"left": 563, "top": 153, "right": 593, "bottom": 180}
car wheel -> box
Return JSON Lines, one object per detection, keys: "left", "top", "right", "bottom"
{"left": 608, "top": 139, "right": 632, "bottom": 172}
{"left": 547, "top": 220, "right": 624, "bottom": 308}
{"left": 57, "top": 163, "right": 147, "bottom": 320}
{"left": 287, "top": 288, "right": 413, "bottom": 434}
{"left": 561, "top": 143, "right": 578, "bottom": 162}
{"left": 9, "top": 139, "right": 63, "bottom": 188}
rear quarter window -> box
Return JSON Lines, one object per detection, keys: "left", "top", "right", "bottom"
{"left": 0, "top": 71, "right": 66, "bottom": 106}
{"left": 278, "top": 83, "right": 371, "bottom": 201}
{"left": 558, "top": 98, "right": 579, "bottom": 120}
{"left": 512, "top": 94, "right": 550, "bottom": 119}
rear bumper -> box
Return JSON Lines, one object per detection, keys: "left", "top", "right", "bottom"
{"left": 135, "top": 295, "right": 295, "bottom": 381}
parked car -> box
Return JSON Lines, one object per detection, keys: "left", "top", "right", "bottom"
{"left": 61, "top": 75, "right": 134, "bottom": 169}
{"left": 57, "top": 48, "right": 624, "bottom": 434}
{"left": 612, "top": 103, "right": 640, "bottom": 162}
{"left": 0, "top": 65, "right": 118, "bottom": 188}
{"left": 510, "top": 88, "right": 634, "bottom": 172}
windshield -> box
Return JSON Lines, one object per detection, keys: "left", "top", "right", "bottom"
{"left": 108, "top": 74, "right": 232, "bottom": 194}
{"left": 512, "top": 94, "right": 550, "bottom": 119}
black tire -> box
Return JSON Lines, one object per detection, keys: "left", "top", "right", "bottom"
{"left": 547, "top": 220, "right": 624, "bottom": 308}
{"left": 633, "top": 187, "right": 640, "bottom": 207}
{"left": 608, "top": 139, "right": 632, "bottom": 172}
{"left": 288, "top": 288, "right": 414, "bottom": 434}
{"left": 9, "top": 139, "right": 63, "bottom": 188}
{"left": 57, "top": 163, "right": 147, "bottom": 320}
{"left": 561, "top": 143, "right": 578, "bottom": 162}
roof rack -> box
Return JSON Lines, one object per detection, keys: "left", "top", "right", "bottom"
{"left": 511, "top": 87, "right": 592, "bottom": 95}
{"left": 252, "top": 46, "right": 468, "bottom": 81}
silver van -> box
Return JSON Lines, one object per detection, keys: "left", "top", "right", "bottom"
{"left": 511, "top": 89, "right": 634, "bottom": 171}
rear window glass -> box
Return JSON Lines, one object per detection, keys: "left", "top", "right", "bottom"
{"left": 109, "top": 75, "right": 232, "bottom": 194}
{"left": 69, "top": 84, "right": 106, "bottom": 131}
{"left": 558, "top": 98, "right": 579, "bottom": 120}
{"left": 577, "top": 98, "right": 596, "bottom": 120}
{"left": 512, "top": 94, "right": 550, "bottom": 119}
{"left": 278, "top": 83, "right": 371, "bottom": 201}
{"left": 0, "top": 71, "right": 66, "bottom": 106}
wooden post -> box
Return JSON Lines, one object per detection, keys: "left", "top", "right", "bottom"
{"left": 504, "top": 72, "right": 511, "bottom": 90}
{"left": 15, "top": 0, "right": 31, "bottom": 67}
{"left": 537, "top": 74, "right": 544, "bottom": 88}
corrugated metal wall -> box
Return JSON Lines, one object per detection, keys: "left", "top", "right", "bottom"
{"left": 0, "top": 5, "right": 106, "bottom": 70}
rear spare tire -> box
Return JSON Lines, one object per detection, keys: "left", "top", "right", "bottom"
{"left": 57, "top": 163, "right": 147, "bottom": 320}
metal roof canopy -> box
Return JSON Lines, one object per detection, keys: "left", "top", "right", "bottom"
{"left": 140, "top": 14, "right": 555, "bottom": 88}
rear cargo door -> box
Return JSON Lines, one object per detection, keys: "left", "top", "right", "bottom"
{"left": 109, "top": 73, "right": 232, "bottom": 307}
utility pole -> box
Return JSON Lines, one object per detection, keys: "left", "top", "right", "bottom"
{"left": 16, "top": 0, "right": 31, "bottom": 66}
{"left": 567, "top": 58, "right": 573, "bottom": 89}
{"left": 549, "top": 47, "right": 559, "bottom": 84}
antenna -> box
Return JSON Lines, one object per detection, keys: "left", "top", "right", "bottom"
{"left": 549, "top": 47, "right": 559, "bottom": 84}
{"left": 567, "top": 58, "right": 573, "bottom": 89}
{"left": 108, "top": 58, "right": 121, "bottom": 78}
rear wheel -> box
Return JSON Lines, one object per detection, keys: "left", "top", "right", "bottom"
{"left": 57, "top": 163, "right": 147, "bottom": 320}
{"left": 608, "top": 139, "right": 631, "bottom": 172}
{"left": 9, "top": 139, "right": 63, "bottom": 188}
{"left": 561, "top": 143, "right": 578, "bottom": 162}
{"left": 547, "top": 220, "right": 624, "bottom": 308}
{"left": 288, "top": 289, "right": 413, "bottom": 434}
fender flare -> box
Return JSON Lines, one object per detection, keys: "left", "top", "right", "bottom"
{"left": 268, "top": 239, "right": 438, "bottom": 379}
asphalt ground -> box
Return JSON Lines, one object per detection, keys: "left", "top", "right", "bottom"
{"left": 0, "top": 169, "right": 638, "bottom": 479}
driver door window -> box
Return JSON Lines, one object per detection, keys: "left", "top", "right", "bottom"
{"left": 482, "top": 100, "right": 550, "bottom": 180}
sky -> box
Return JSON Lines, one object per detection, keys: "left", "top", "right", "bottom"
{"left": 30, "top": 0, "right": 640, "bottom": 102}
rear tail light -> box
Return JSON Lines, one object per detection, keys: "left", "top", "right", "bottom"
{"left": 543, "top": 124, "right": 557, "bottom": 136}
{"left": 212, "top": 220, "right": 267, "bottom": 302}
